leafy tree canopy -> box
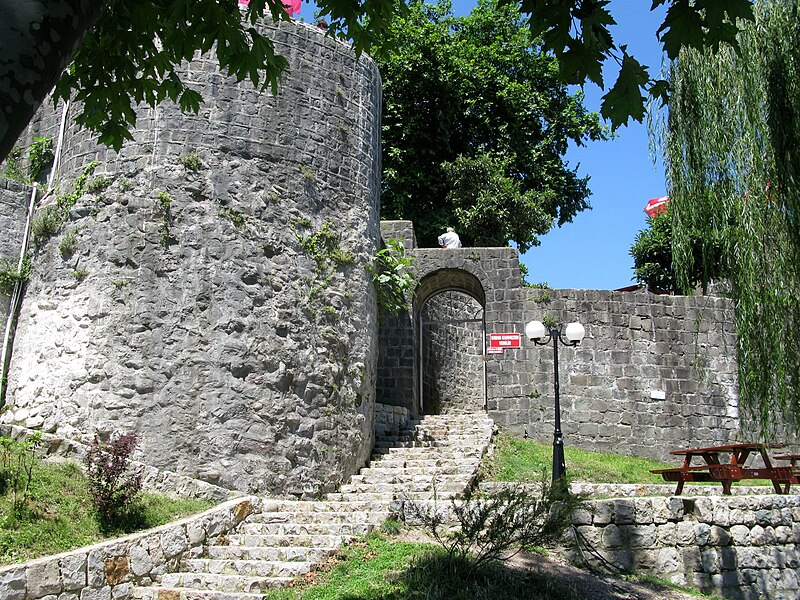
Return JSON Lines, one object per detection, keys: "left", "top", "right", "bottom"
{"left": 1, "top": 0, "right": 757, "bottom": 162}
{"left": 629, "top": 208, "right": 727, "bottom": 295}
{"left": 0, "top": 0, "right": 752, "bottom": 160}
{"left": 659, "top": 0, "right": 800, "bottom": 437}
{"left": 375, "top": 0, "right": 606, "bottom": 250}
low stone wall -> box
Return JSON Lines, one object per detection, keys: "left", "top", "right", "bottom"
{"left": 568, "top": 494, "right": 800, "bottom": 600}
{"left": 0, "top": 496, "right": 256, "bottom": 600}
{"left": 480, "top": 484, "right": 799, "bottom": 600}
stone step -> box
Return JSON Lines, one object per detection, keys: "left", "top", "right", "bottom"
{"left": 205, "top": 544, "right": 338, "bottom": 563}
{"left": 326, "top": 491, "right": 461, "bottom": 502}
{"left": 371, "top": 447, "right": 484, "bottom": 457}
{"left": 366, "top": 458, "right": 466, "bottom": 469}
{"left": 133, "top": 587, "right": 268, "bottom": 600}
{"left": 223, "top": 533, "right": 355, "bottom": 548}
{"left": 337, "top": 480, "right": 465, "bottom": 495}
{"left": 160, "top": 572, "right": 291, "bottom": 593}
{"left": 347, "top": 473, "right": 469, "bottom": 486}
{"left": 238, "top": 521, "right": 375, "bottom": 536}
{"left": 357, "top": 465, "right": 468, "bottom": 477}
{"left": 259, "top": 499, "right": 390, "bottom": 513}
{"left": 182, "top": 558, "right": 313, "bottom": 578}
{"left": 247, "top": 509, "right": 390, "bottom": 525}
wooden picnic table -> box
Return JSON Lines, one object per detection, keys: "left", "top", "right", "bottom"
{"left": 651, "top": 443, "right": 791, "bottom": 495}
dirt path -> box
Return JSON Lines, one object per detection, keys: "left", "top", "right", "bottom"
{"left": 509, "top": 550, "right": 700, "bottom": 600}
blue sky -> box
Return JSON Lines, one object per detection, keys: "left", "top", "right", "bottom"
{"left": 298, "top": 1, "right": 668, "bottom": 290}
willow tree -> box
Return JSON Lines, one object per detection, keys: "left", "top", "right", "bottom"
{"left": 661, "top": 0, "right": 800, "bottom": 437}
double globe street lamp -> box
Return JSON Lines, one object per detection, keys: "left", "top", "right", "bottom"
{"left": 525, "top": 320, "right": 586, "bottom": 483}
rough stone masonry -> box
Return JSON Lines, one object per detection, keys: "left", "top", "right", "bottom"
{"left": 1, "top": 19, "right": 382, "bottom": 497}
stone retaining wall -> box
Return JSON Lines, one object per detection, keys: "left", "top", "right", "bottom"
{"left": 478, "top": 482, "right": 799, "bottom": 600}
{"left": 567, "top": 494, "right": 800, "bottom": 600}
{"left": 0, "top": 496, "right": 256, "bottom": 600}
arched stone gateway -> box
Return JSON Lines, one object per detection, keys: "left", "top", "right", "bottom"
{"left": 375, "top": 221, "right": 523, "bottom": 417}
{"left": 418, "top": 277, "right": 486, "bottom": 415}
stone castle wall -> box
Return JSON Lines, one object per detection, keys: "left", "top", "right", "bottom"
{"left": 498, "top": 288, "right": 741, "bottom": 462}
{"left": 0, "top": 180, "right": 30, "bottom": 327}
{"left": 375, "top": 222, "right": 748, "bottom": 463}
{"left": 2, "top": 19, "right": 382, "bottom": 497}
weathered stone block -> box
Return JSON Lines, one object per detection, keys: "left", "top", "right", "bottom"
{"left": 28, "top": 560, "right": 61, "bottom": 597}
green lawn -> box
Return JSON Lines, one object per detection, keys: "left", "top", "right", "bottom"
{"left": 0, "top": 460, "right": 214, "bottom": 565}
{"left": 485, "top": 433, "right": 673, "bottom": 484}
{"left": 264, "top": 532, "right": 581, "bottom": 600}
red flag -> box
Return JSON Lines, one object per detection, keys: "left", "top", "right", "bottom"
{"left": 644, "top": 196, "right": 669, "bottom": 217}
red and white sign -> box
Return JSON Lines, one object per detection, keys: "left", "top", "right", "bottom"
{"left": 488, "top": 333, "right": 521, "bottom": 353}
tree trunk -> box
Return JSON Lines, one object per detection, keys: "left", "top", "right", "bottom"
{"left": 0, "top": 0, "right": 104, "bottom": 161}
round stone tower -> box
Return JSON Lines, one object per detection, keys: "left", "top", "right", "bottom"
{"left": 4, "top": 18, "right": 382, "bottom": 496}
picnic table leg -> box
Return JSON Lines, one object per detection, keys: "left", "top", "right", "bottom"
{"left": 759, "top": 449, "right": 784, "bottom": 494}
{"left": 721, "top": 479, "right": 733, "bottom": 495}
{"left": 675, "top": 480, "right": 684, "bottom": 495}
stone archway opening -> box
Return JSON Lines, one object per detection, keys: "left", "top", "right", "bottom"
{"left": 416, "top": 269, "right": 486, "bottom": 415}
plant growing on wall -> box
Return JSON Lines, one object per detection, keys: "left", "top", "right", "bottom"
{"left": 369, "top": 238, "right": 416, "bottom": 318}
{"left": 156, "top": 192, "right": 173, "bottom": 246}
{"left": 31, "top": 161, "right": 101, "bottom": 246}
{"left": 0, "top": 137, "right": 53, "bottom": 184}
{"left": 219, "top": 206, "right": 245, "bottom": 228}
{"left": 59, "top": 229, "right": 78, "bottom": 259}
{"left": 0, "top": 255, "right": 31, "bottom": 296}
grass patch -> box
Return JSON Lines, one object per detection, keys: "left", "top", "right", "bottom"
{"left": 486, "top": 433, "right": 672, "bottom": 485}
{"left": 265, "top": 533, "right": 579, "bottom": 600}
{"left": 485, "top": 433, "right": 776, "bottom": 489}
{"left": 0, "top": 460, "right": 214, "bottom": 565}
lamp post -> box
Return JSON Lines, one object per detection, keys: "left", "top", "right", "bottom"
{"left": 525, "top": 320, "right": 586, "bottom": 483}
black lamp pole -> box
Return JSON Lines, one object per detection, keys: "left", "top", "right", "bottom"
{"left": 549, "top": 326, "right": 566, "bottom": 482}
{"left": 526, "top": 321, "right": 584, "bottom": 485}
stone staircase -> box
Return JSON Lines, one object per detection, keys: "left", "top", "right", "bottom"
{"left": 133, "top": 412, "right": 494, "bottom": 599}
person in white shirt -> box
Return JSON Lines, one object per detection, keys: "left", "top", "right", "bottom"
{"left": 437, "top": 227, "right": 462, "bottom": 248}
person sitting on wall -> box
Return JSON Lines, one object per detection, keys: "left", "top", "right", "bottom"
{"left": 438, "top": 227, "right": 462, "bottom": 249}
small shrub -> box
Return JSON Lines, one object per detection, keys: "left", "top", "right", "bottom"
{"left": 85, "top": 432, "right": 143, "bottom": 527}
{"left": 70, "top": 268, "right": 88, "bottom": 281}
{"left": 59, "top": 229, "right": 78, "bottom": 259}
{"left": 86, "top": 175, "right": 112, "bottom": 194}
{"left": 219, "top": 206, "right": 245, "bottom": 227}
{"left": 299, "top": 165, "right": 316, "bottom": 182}
{"left": 0, "top": 255, "right": 31, "bottom": 296}
{"left": 2, "top": 146, "right": 26, "bottom": 182}
{"left": 119, "top": 178, "right": 134, "bottom": 191}
{"left": 0, "top": 432, "right": 42, "bottom": 514}
{"left": 31, "top": 206, "right": 65, "bottom": 245}
{"left": 369, "top": 238, "right": 416, "bottom": 318}
{"left": 180, "top": 151, "right": 202, "bottom": 171}
{"left": 406, "top": 478, "right": 583, "bottom": 572}
{"left": 27, "top": 137, "right": 54, "bottom": 182}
